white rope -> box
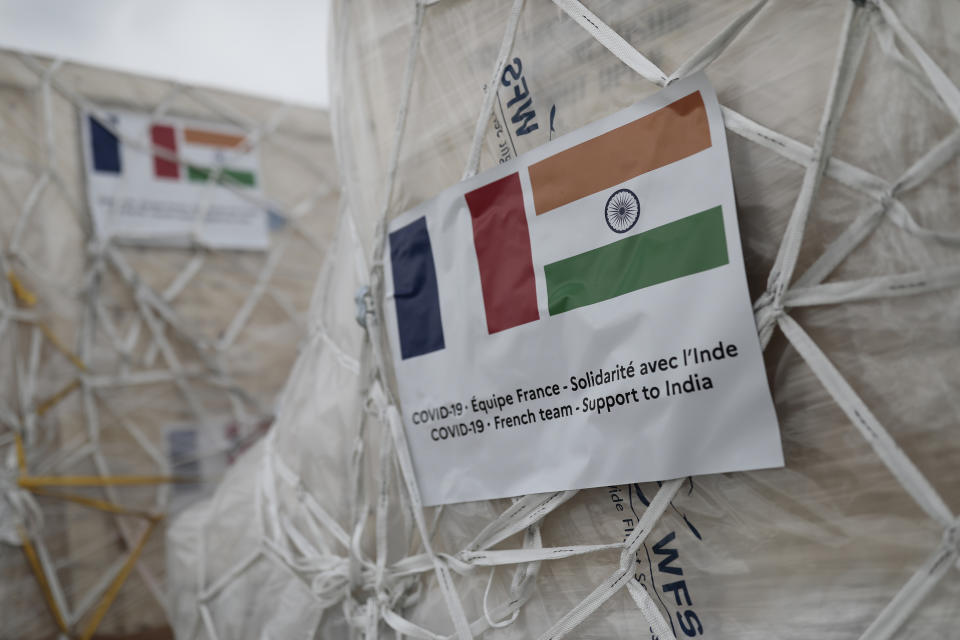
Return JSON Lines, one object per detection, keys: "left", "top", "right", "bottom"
{"left": 457, "top": 542, "right": 623, "bottom": 567}
{"left": 784, "top": 265, "right": 960, "bottom": 307}
{"left": 759, "top": 2, "right": 871, "bottom": 348}
{"left": 887, "top": 199, "right": 960, "bottom": 244}
{"left": 626, "top": 580, "right": 676, "bottom": 640}
{"left": 0, "top": 36, "right": 330, "bottom": 636}
{"left": 535, "top": 479, "right": 682, "bottom": 640}
{"left": 462, "top": 0, "right": 526, "bottom": 179}
{"left": 465, "top": 490, "right": 577, "bottom": 552}
{"left": 551, "top": 0, "right": 668, "bottom": 87}
{"left": 344, "top": 1, "right": 475, "bottom": 636}
{"left": 787, "top": 118, "right": 960, "bottom": 288}
{"left": 7, "top": 0, "right": 960, "bottom": 637}
{"left": 299, "top": 1, "right": 960, "bottom": 638}
{"left": 721, "top": 105, "right": 889, "bottom": 199}
{"left": 857, "top": 519, "right": 960, "bottom": 640}
{"left": 667, "top": 0, "right": 768, "bottom": 83}
{"left": 778, "top": 313, "right": 955, "bottom": 529}
{"left": 894, "top": 130, "right": 960, "bottom": 195}
{"left": 875, "top": 0, "right": 960, "bottom": 127}
{"left": 371, "top": 0, "right": 427, "bottom": 265}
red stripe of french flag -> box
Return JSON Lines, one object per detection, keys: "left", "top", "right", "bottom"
{"left": 464, "top": 172, "right": 539, "bottom": 334}
{"left": 150, "top": 124, "right": 179, "bottom": 179}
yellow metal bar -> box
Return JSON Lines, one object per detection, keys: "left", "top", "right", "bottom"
{"left": 79, "top": 518, "right": 160, "bottom": 640}
{"left": 18, "top": 526, "right": 69, "bottom": 634}
{"left": 14, "top": 431, "right": 26, "bottom": 472}
{"left": 7, "top": 270, "right": 37, "bottom": 307}
{"left": 6, "top": 269, "right": 88, "bottom": 372}
{"left": 38, "top": 322, "right": 87, "bottom": 372}
{"left": 29, "top": 487, "right": 161, "bottom": 521}
{"left": 36, "top": 378, "right": 81, "bottom": 416}
{"left": 20, "top": 474, "right": 194, "bottom": 488}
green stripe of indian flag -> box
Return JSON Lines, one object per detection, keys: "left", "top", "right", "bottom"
{"left": 187, "top": 165, "right": 256, "bottom": 187}
{"left": 544, "top": 206, "right": 728, "bottom": 315}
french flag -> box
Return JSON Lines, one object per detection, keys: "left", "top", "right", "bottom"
{"left": 389, "top": 90, "right": 712, "bottom": 360}
{"left": 389, "top": 174, "right": 539, "bottom": 360}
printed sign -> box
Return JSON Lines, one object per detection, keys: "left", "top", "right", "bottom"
{"left": 384, "top": 73, "right": 783, "bottom": 506}
{"left": 165, "top": 417, "right": 271, "bottom": 510}
{"left": 81, "top": 108, "right": 268, "bottom": 249}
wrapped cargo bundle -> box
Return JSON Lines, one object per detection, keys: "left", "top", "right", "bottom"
{"left": 167, "top": 1, "right": 960, "bottom": 639}
{"left": 0, "top": 51, "right": 337, "bottom": 638}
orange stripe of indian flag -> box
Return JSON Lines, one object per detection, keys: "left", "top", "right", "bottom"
{"left": 528, "top": 91, "right": 711, "bottom": 215}
{"left": 183, "top": 128, "right": 247, "bottom": 148}
{"left": 182, "top": 127, "right": 256, "bottom": 187}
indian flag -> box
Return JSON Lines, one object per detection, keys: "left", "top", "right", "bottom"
{"left": 383, "top": 73, "right": 782, "bottom": 508}
{"left": 389, "top": 88, "right": 729, "bottom": 360}
{"left": 149, "top": 124, "right": 256, "bottom": 187}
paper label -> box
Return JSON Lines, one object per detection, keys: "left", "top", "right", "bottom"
{"left": 383, "top": 73, "right": 783, "bottom": 506}
{"left": 165, "top": 417, "right": 271, "bottom": 510}
{"left": 81, "top": 108, "right": 268, "bottom": 250}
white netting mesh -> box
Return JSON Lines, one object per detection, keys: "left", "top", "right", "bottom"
{"left": 0, "top": 50, "right": 337, "bottom": 638}
{"left": 171, "top": 0, "right": 958, "bottom": 638}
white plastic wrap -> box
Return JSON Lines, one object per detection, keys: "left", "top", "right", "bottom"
{"left": 167, "top": 1, "right": 960, "bottom": 639}
{"left": 0, "top": 50, "right": 337, "bottom": 638}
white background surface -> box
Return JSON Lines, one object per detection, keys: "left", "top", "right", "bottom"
{"left": 0, "top": 0, "right": 330, "bottom": 108}
{"left": 385, "top": 74, "right": 783, "bottom": 505}
{"left": 82, "top": 108, "right": 269, "bottom": 249}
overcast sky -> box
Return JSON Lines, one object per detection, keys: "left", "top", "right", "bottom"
{"left": 0, "top": 0, "right": 330, "bottom": 108}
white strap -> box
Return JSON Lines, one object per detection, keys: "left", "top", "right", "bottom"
{"left": 792, "top": 205, "right": 886, "bottom": 289}
{"left": 857, "top": 520, "right": 960, "bottom": 640}
{"left": 668, "top": 0, "right": 768, "bottom": 83}
{"left": 876, "top": 0, "right": 960, "bottom": 126}
{"left": 462, "top": 0, "right": 527, "bottom": 179}
{"left": 465, "top": 490, "right": 577, "bottom": 551}
{"left": 778, "top": 313, "right": 954, "bottom": 528}
{"left": 626, "top": 580, "right": 677, "bottom": 640}
{"left": 785, "top": 265, "right": 960, "bottom": 307}
{"left": 550, "top": 0, "right": 667, "bottom": 86}
{"left": 535, "top": 479, "right": 682, "bottom": 640}
{"left": 763, "top": 3, "right": 870, "bottom": 325}
{"left": 457, "top": 542, "right": 623, "bottom": 567}
{"left": 721, "top": 105, "right": 888, "bottom": 199}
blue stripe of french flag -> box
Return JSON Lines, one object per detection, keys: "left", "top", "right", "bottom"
{"left": 389, "top": 216, "right": 445, "bottom": 360}
{"left": 89, "top": 116, "right": 121, "bottom": 174}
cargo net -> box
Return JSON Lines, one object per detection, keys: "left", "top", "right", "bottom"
{"left": 274, "top": 0, "right": 958, "bottom": 638}
{"left": 151, "top": 0, "right": 960, "bottom": 638}
{"left": 0, "top": 51, "right": 333, "bottom": 638}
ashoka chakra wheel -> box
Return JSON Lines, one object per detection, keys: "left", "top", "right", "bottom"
{"left": 604, "top": 188, "right": 640, "bottom": 233}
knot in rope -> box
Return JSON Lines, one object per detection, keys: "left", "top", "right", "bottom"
{"left": 334, "top": 561, "right": 426, "bottom": 633}
{"left": 753, "top": 287, "right": 786, "bottom": 345}
{"left": 878, "top": 186, "right": 895, "bottom": 211}
{"left": 944, "top": 518, "right": 960, "bottom": 555}
{"left": 354, "top": 286, "right": 371, "bottom": 328}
